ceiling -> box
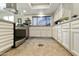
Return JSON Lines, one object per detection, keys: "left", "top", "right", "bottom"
{"left": 16, "top": 3, "right": 60, "bottom": 15}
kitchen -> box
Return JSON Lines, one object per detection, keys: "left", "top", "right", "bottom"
{"left": 0, "top": 3, "right": 79, "bottom": 56}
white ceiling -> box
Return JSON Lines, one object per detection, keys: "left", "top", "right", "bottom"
{"left": 16, "top": 3, "right": 60, "bottom": 15}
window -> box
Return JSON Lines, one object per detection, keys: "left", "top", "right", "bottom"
{"left": 32, "top": 16, "right": 51, "bottom": 26}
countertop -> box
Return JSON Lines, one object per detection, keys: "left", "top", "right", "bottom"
{"left": 53, "top": 17, "right": 79, "bottom": 26}
{"left": 0, "top": 19, "right": 14, "bottom": 24}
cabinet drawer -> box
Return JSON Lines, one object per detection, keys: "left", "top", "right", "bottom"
{"left": 62, "top": 23, "right": 70, "bottom": 29}
{"left": 0, "top": 35, "right": 13, "bottom": 39}
{"left": 57, "top": 25, "right": 62, "bottom": 29}
{"left": 62, "top": 28, "right": 70, "bottom": 31}
{"left": 0, "top": 25, "right": 13, "bottom": 29}
{"left": 0, "top": 21, "right": 13, "bottom": 25}
{"left": 30, "top": 30, "right": 40, "bottom": 37}
{"left": 0, "top": 29, "right": 13, "bottom": 32}
{"left": 0, "top": 32, "right": 13, "bottom": 36}
{"left": 71, "top": 20, "right": 79, "bottom": 29}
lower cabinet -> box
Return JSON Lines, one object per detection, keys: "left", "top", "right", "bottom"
{"left": 57, "top": 28, "right": 62, "bottom": 43}
{"left": 71, "top": 29, "right": 79, "bottom": 55}
{"left": 29, "top": 27, "right": 52, "bottom": 37}
{"left": 62, "top": 29, "right": 71, "bottom": 50}
{"left": 53, "top": 19, "right": 79, "bottom": 55}
{"left": 53, "top": 26, "right": 58, "bottom": 40}
{"left": 0, "top": 20, "right": 13, "bottom": 55}
{"left": 40, "top": 29, "right": 51, "bottom": 37}
{"left": 70, "top": 19, "right": 79, "bottom": 55}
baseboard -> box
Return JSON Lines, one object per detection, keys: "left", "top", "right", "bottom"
{"left": 51, "top": 37, "right": 77, "bottom": 56}
{"left": 13, "top": 38, "right": 26, "bottom": 48}
{"left": 29, "top": 36, "right": 52, "bottom": 39}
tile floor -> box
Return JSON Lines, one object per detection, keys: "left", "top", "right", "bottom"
{"left": 3, "top": 38, "right": 72, "bottom": 56}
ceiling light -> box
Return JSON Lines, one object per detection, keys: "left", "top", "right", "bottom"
{"left": 38, "top": 12, "right": 45, "bottom": 16}
{"left": 30, "top": 3, "right": 50, "bottom": 9}
{"left": 23, "top": 10, "right": 26, "bottom": 13}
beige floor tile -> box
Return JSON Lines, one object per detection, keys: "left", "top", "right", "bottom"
{"left": 3, "top": 38, "right": 72, "bottom": 56}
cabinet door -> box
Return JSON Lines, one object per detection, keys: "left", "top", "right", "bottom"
{"left": 53, "top": 26, "right": 58, "bottom": 40}
{"left": 58, "top": 28, "right": 62, "bottom": 43}
{"left": 41, "top": 29, "right": 51, "bottom": 37}
{"left": 71, "top": 19, "right": 79, "bottom": 29}
{"left": 62, "top": 23, "right": 70, "bottom": 29}
{"left": 57, "top": 25, "right": 62, "bottom": 43}
{"left": 0, "top": 21, "right": 13, "bottom": 55}
{"left": 40, "top": 27, "right": 51, "bottom": 37}
{"left": 62, "top": 29, "right": 70, "bottom": 49}
{"left": 71, "top": 29, "right": 79, "bottom": 55}
{"left": 29, "top": 27, "right": 41, "bottom": 37}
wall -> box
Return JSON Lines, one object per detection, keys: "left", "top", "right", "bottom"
{"left": 14, "top": 14, "right": 53, "bottom": 26}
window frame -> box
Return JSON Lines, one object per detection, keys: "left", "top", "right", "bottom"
{"left": 32, "top": 16, "right": 51, "bottom": 26}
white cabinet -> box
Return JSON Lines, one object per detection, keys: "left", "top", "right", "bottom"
{"left": 29, "top": 27, "right": 40, "bottom": 37}
{"left": 40, "top": 29, "right": 51, "bottom": 37}
{"left": 71, "top": 20, "right": 79, "bottom": 55}
{"left": 71, "top": 29, "right": 79, "bottom": 55}
{"left": 29, "top": 27, "right": 52, "bottom": 37}
{"left": 62, "top": 4, "right": 72, "bottom": 17}
{"left": 40, "top": 27, "right": 51, "bottom": 37}
{"left": 72, "top": 3, "right": 79, "bottom": 16}
{"left": 53, "top": 23, "right": 71, "bottom": 53}
{"left": 62, "top": 29, "right": 70, "bottom": 49}
{"left": 29, "top": 27, "right": 41, "bottom": 37}
{"left": 62, "top": 23, "right": 70, "bottom": 29}
{"left": 57, "top": 25, "right": 62, "bottom": 43}
{"left": 53, "top": 26, "right": 58, "bottom": 40}
{"left": 61, "top": 23, "right": 71, "bottom": 49}
{"left": 0, "top": 20, "right": 13, "bottom": 55}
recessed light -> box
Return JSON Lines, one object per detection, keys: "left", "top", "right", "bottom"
{"left": 23, "top": 10, "right": 26, "bottom": 13}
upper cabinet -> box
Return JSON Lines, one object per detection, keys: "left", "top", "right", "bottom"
{"left": 53, "top": 4, "right": 63, "bottom": 22}
{"left": 71, "top": 20, "right": 79, "bottom": 55}
{"left": 62, "top": 3, "right": 73, "bottom": 18}
{"left": 72, "top": 4, "right": 79, "bottom": 16}
{"left": 53, "top": 3, "right": 79, "bottom": 22}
